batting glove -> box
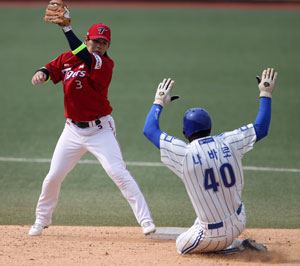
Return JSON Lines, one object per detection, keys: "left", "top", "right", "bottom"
{"left": 256, "top": 68, "right": 278, "bottom": 98}
{"left": 153, "top": 78, "right": 179, "bottom": 107}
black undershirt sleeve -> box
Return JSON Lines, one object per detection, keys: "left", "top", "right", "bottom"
{"left": 34, "top": 30, "right": 95, "bottom": 79}
{"left": 35, "top": 68, "right": 49, "bottom": 81}
{"left": 64, "top": 30, "right": 92, "bottom": 69}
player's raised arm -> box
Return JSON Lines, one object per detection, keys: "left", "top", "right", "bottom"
{"left": 253, "top": 68, "right": 278, "bottom": 142}
{"left": 143, "top": 78, "right": 178, "bottom": 148}
{"left": 44, "top": 0, "right": 93, "bottom": 68}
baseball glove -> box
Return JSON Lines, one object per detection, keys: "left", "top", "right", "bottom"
{"left": 44, "top": 0, "right": 71, "bottom": 27}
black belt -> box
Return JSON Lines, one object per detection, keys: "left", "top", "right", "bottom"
{"left": 71, "top": 119, "right": 101, "bottom": 129}
{"left": 207, "top": 204, "right": 243, "bottom": 230}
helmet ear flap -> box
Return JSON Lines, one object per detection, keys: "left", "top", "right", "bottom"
{"left": 183, "top": 131, "right": 187, "bottom": 139}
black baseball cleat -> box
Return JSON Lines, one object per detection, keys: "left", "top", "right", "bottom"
{"left": 214, "top": 238, "right": 267, "bottom": 255}
{"left": 241, "top": 238, "right": 267, "bottom": 252}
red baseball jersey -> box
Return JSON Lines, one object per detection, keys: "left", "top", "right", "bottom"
{"left": 45, "top": 51, "right": 114, "bottom": 121}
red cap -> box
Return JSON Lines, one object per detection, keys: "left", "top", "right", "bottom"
{"left": 86, "top": 23, "right": 111, "bottom": 43}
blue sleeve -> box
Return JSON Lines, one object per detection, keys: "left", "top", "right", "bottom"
{"left": 143, "top": 104, "right": 163, "bottom": 149}
{"left": 254, "top": 97, "right": 272, "bottom": 142}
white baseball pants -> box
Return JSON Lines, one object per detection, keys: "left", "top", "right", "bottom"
{"left": 34, "top": 115, "right": 153, "bottom": 227}
{"left": 176, "top": 204, "right": 246, "bottom": 254}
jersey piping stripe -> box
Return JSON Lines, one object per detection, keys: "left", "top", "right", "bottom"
{"left": 177, "top": 232, "right": 193, "bottom": 252}
{"left": 218, "top": 141, "right": 237, "bottom": 219}
{"left": 184, "top": 159, "right": 209, "bottom": 221}
{"left": 215, "top": 240, "right": 221, "bottom": 251}
{"left": 215, "top": 138, "right": 236, "bottom": 218}
{"left": 223, "top": 131, "right": 240, "bottom": 140}
{"left": 185, "top": 158, "right": 211, "bottom": 221}
{"left": 230, "top": 227, "right": 234, "bottom": 248}
{"left": 227, "top": 132, "right": 255, "bottom": 145}
{"left": 160, "top": 154, "right": 184, "bottom": 166}
{"left": 199, "top": 239, "right": 212, "bottom": 252}
{"left": 162, "top": 161, "right": 183, "bottom": 175}
{"left": 196, "top": 142, "right": 224, "bottom": 221}
{"left": 194, "top": 144, "right": 221, "bottom": 222}
{"left": 160, "top": 157, "right": 184, "bottom": 172}
{"left": 160, "top": 147, "right": 186, "bottom": 158}
{"left": 236, "top": 139, "right": 256, "bottom": 151}
{"left": 235, "top": 224, "right": 241, "bottom": 235}
{"left": 229, "top": 145, "right": 243, "bottom": 204}
{"left": 207, "top": 139, "right": 231, "bottom": 218}
{"left": 193, "top": 143, "right": 221, "bottom": 222}
{"left": 170, "top": 140, "right": 187, "bottom": 148}
{"left": 181, "top": 229, "right": 204, "bottom": 254}
{"left": 188, "top": 149, "right": 218, "bottom": 222}
{"left": 232, "top": 134, "right": 256, "bottom": 151}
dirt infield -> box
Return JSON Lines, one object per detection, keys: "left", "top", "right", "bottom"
{"left": 0, "top": 226, "right": 299, "bottom": 266}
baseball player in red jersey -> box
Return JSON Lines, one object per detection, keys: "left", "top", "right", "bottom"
{"left": 29, "top": 11, "right": 155, "bottom": 236}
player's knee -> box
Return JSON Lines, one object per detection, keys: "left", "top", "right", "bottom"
{"left": 176, "top": 243, "right": 188, "bottom": 255}
{"left": 176, "top": 234, "right": 187, "bottom": 255}
{"left": 105, "top": 162, "right": 128, "bottom": 180}
{"left": 176, "top": 242, "right": 183, "bottom": 255}
{"left": 44, "top": 171, "right": 67, "bottom": 185}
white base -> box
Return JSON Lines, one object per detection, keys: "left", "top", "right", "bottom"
{"left": 145, "top": 227, "right": 187, "bottom": 240}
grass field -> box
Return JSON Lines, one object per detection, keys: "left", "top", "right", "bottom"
{"left": 0, "top": 5, "right": 299, "bottom": 228}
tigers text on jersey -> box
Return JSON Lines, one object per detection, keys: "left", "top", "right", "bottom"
{"left": 159, "top": 124, "right": 256, "bottom": 225}
{"left": 45, "top": 51, "right": 114, "bottom": 121}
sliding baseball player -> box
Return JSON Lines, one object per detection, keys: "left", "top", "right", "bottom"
{"left": 143, "top": 68, "right": 277, "bottom": 254}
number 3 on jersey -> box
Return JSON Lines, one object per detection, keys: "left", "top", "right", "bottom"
{"left": 75, "top": 80, "right": 83, "bottom": 89}
{"left": 204, "top": 163, "right": 236, "bottom": 192}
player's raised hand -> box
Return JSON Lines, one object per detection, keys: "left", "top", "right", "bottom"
{"left": 256, "top": 68, "right": 278, "bottom": 98}
{"left": 32, "top": 71, "right": 47, "bottom": 86}
{"left": 153, "top": 78, "right": 179, "bottom": 107}
{"left": 44, "top": 0, "right": 71, "bottom": 27}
